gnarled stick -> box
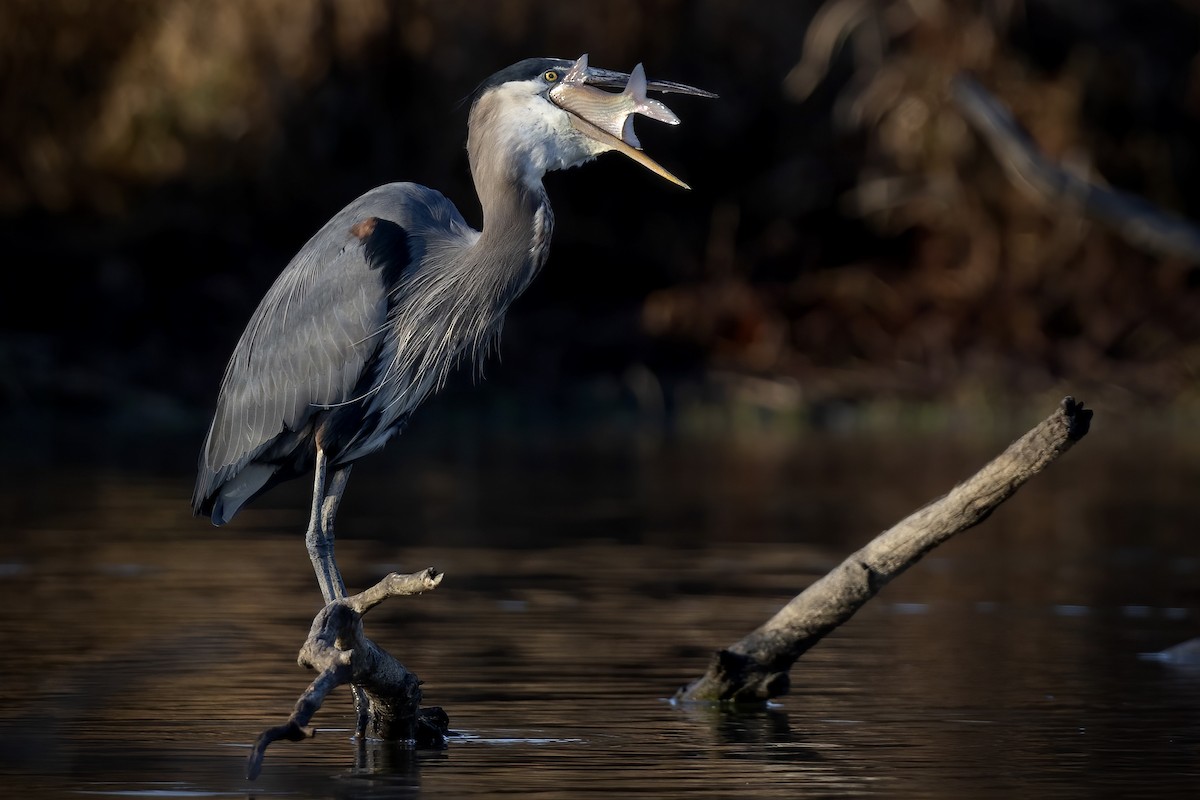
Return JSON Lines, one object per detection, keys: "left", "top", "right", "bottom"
{"left": 248, "top": 567, "right": 448, "bottom": 779}
{"left": 677, "top": 397, "right": 1093, "bottom": 703}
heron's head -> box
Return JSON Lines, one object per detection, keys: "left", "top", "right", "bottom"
{"left": 468, "top": 55, "right": 715, "bottom": 190}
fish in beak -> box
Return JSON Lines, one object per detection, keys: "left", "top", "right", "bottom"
{"left": 549, "top": 54, "right": 715, "bottom": 189}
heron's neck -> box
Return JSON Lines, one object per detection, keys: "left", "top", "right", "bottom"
{"left": 472, "top": 159, "right": 553, "bottom": 271}
{"left": 465, "top": 106, "right": 557, "bottom": 290}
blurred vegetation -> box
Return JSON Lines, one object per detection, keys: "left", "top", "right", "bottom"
{"left": 2, "top": 0, "right": 1200, "bottom": 433}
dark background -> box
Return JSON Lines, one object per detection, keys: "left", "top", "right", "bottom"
{"left": 3, "top": 0, "right": 1200, "bottom": 444}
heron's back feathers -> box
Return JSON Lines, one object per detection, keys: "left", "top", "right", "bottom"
{"left": 193, "top": 183, "right": 476, "bottom": 522}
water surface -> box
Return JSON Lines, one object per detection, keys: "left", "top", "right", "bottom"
{"left": 1, "top": 417, "right": 1198, "bottom": 798}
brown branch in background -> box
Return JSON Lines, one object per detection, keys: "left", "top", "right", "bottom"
{"left": 783, "top": 0, "right": 883, "bottom": 103}
{"left": 952, "top": 74, "right": 1200, "bottom": 262}
{"left": 676, "top": 397, "right": 1092, "bottom": 704}
{"left": 247, "top": 568, "right": 448, "bottom": 780}
{"left": 783, "top": 0, "right": 943, "bottom": 103}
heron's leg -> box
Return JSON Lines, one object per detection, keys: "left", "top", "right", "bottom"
{"left": 305, "top": 452, "right": 371, "bottom": 728}
{"left": 305, "top": 447, "right": 350, "bottom": 603}
{"left": 319, "top": 462, "right": 353, "bottom": 599}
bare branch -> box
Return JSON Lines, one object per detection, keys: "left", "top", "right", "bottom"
{"left": 248, "top": 568, "right": 448, "bottom": 780}
{"left": 247, "top": 662, "right": 351, "bottom": 780}
{"left": 346, "top": 567, "right": 444, "bottom": 615}
{"left": 953, "top": 75, "right": 1200, "bottom": 261}
{"left": 677, "top": 397, "right": 1093, "bottom": 703}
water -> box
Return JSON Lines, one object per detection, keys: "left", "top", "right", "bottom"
{"left": 2, "top": 415, "right": 1199, "bottom": 798}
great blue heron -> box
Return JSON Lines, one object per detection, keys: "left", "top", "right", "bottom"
{"left": 192, "top": 55, "right": 713, "bottom": 603}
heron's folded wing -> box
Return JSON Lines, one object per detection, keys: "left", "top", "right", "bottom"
{"left": 195, "top": 213, "right": 410, "bottom": 508}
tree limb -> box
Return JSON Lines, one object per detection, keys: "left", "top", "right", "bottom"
{"left": 952, "top": 74, "right": 1200, "bottom": 261}
{"left": 676, "top": 396, "right": 1092, "bottom": 703}
{"left": 247, "top": 567, "right": 448, "bottom": 780}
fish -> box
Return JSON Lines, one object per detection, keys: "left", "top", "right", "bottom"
{"left": 550, "top": 54, "right": 681, "bottom": 149}
{"left": 548, "top": 54, "right": 705, "bottom": 188}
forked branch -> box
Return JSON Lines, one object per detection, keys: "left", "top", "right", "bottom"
{"left": 676, "top": 397, "right": 1092, "bottom": 703}
{"left": 247, "top": 567, "right": 448, "bottom": 779}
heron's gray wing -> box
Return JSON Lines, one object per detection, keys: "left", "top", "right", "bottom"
{"left": 194, "top": 209, "right": 410, "bottom": 512}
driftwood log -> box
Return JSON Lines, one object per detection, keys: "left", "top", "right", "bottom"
{"left": 247, "top": 568, "right": 449, "bottom": 780}
{"left": 676, "top": 396, "right": 1093, "bottom": 703}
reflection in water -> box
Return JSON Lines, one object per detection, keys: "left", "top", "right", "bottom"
{"left": 1, "top": 424, "right": 1199, "bottom": 798}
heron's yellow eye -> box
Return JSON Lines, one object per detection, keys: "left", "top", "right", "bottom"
{"left": 544, "top": 70, "right": 558, "bottom": 82}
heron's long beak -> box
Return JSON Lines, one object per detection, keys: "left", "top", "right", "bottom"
{"left": 549, "top": 54, "right": 715, "bottom": 190}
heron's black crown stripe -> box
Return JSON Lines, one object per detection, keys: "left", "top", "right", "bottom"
{"left": 468, "top": 57, "right": 573, "bottom": 106}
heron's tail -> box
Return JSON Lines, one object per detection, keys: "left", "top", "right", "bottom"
{"left": 193, "top": 463, "right": 274, "bottom": 526}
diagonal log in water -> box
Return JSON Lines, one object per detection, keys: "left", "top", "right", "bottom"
{"left": 676, "top": 396, "right": 1093, "bottom": 703}
{"left": 247, "top": 568, "right": 449, "bottom": 780}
